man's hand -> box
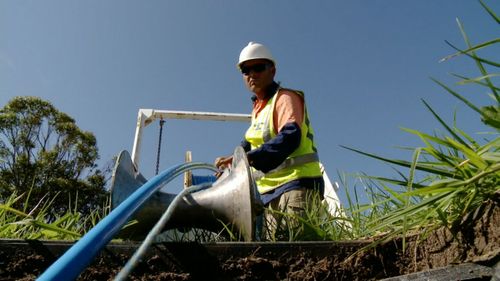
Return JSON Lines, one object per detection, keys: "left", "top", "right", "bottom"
{"left": 215, "top": 156, "right": 233, "bottom": 169}
{"left": 214, "top": 156, "right": 233, "bottom": 178}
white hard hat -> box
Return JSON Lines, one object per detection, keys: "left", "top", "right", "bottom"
{"left": 238, "top": 42, "right": 276, "bottom": 68}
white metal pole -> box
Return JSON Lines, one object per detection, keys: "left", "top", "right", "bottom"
{"left": 131, "top": 109, "right": 251, "bottom": 171}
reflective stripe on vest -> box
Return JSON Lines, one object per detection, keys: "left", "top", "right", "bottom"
{"left": 245, "top": 88, "right": 322, "bottom": 194}
{"left": 253, "top": 152, "right": 319, "bottom": 180}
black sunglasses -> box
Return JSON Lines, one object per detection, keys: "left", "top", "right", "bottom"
{"left": 240, "top": 63, "right": 270, "bottom": 75}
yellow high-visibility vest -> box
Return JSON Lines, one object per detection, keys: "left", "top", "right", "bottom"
{"left": 245, "top": 88, "right": 322, "bottom": 194}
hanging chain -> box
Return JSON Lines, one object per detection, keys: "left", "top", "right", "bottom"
{"left": 155, "top": 119, "right": 165, "bottom": 175}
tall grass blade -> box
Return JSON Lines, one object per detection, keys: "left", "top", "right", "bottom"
{"left": 0, "top": 204, "right": 29, "bottom": 217}
{"left": 477, "top": 137, "right": 500, "bottom": 155}
{"left": 479, "top": 0, "right": 500, "bottom": 24}
{"left": 401, "top": 127, "right": 466, "bottom": 172}
{"left": 457, "top": 74, "right": 500, "bottom": 85}
{"left": 430, "top": 79, "right": 483, "bottom": 114}
{"left": 440, "top": 38, "right": 500, "bottom": 64}
{"left": 402, "top": 127, "right": 454, "bottom": 148}
{"left": 341, "top": 145, "right": 456, "bottom": 178}
{"left": 362, "top": 175, "right": 426, "bottom": 189}
{"left": 455, "top": 127, "right": 480, "bottom": 149}
{"left": 24, "top": 219, "right": 81, "bottom": 238}
{"left": 368, "top": 191, "right": 455, "bottom": 232}
{"left": 451, "top": 73, "right": 500, "bottom": 91}
{"left": 456, "top": 18, "right": 499, "bottom": 101}
{"left": 443, "top": 40, "right": 500, "bottom": 68}
{"left": 445, "top": 137, "right": 488, "bottom": 169}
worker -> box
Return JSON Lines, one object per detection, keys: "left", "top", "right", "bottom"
{"left": 215, "top": 42, "right": 324, "bottom": 240}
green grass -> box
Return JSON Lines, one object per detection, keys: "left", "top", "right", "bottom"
{"left": 336, "top": 0, "right": 499, "bottom": 247}
{"left": 0, "top": 190, "right": 110, "bottom": 240}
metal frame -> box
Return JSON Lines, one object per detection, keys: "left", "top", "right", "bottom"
{"left": 131, "top": 109, "right": 251, "bottom": 170}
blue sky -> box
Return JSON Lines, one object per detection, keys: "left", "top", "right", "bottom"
{"left": 1, "top": 1, "right": 498, "bottom": 201}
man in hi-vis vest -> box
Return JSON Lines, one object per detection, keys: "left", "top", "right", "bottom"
{"left": 215, "top": 42, "right": 324, "bottom": 240}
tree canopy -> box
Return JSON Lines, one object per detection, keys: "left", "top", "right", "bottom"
{"left": 0, "top": 96, "right": 107, "bottom": 217}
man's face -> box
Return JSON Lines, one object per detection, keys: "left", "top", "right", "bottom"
{"left": 240, "top": 59, "right": 275, "bottom": 94}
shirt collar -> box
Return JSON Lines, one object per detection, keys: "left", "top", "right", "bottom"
{"left": 251, "top": 81, "right": 280, "bottom": 103}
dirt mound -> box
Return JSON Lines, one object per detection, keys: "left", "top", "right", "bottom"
{"left": 1, "top": 197, "right": 498, "bottom": 280}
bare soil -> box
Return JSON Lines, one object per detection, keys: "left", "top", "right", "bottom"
{"left": 1, "top": 196, "right": 498, "bottom": 281}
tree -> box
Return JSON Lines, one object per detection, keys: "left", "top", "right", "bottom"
{"left": 0, "top": 96, "right": 107, "bottom": 217}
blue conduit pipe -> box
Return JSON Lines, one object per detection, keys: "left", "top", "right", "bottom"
{"left": 192, "top": 174, "right": 217, "bottom": 185}
{"left": 37, "top": 162, "right": 218, "bottom": 281}
{"left": 115, "top": 182, "right": 212, "bottom": 281}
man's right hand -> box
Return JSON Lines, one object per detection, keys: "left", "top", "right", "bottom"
{"left": 214, "top": 156, "right": 233, "bottom": 178}
{"left": 215, "top": 156, "right": 233, "bottom": 169}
